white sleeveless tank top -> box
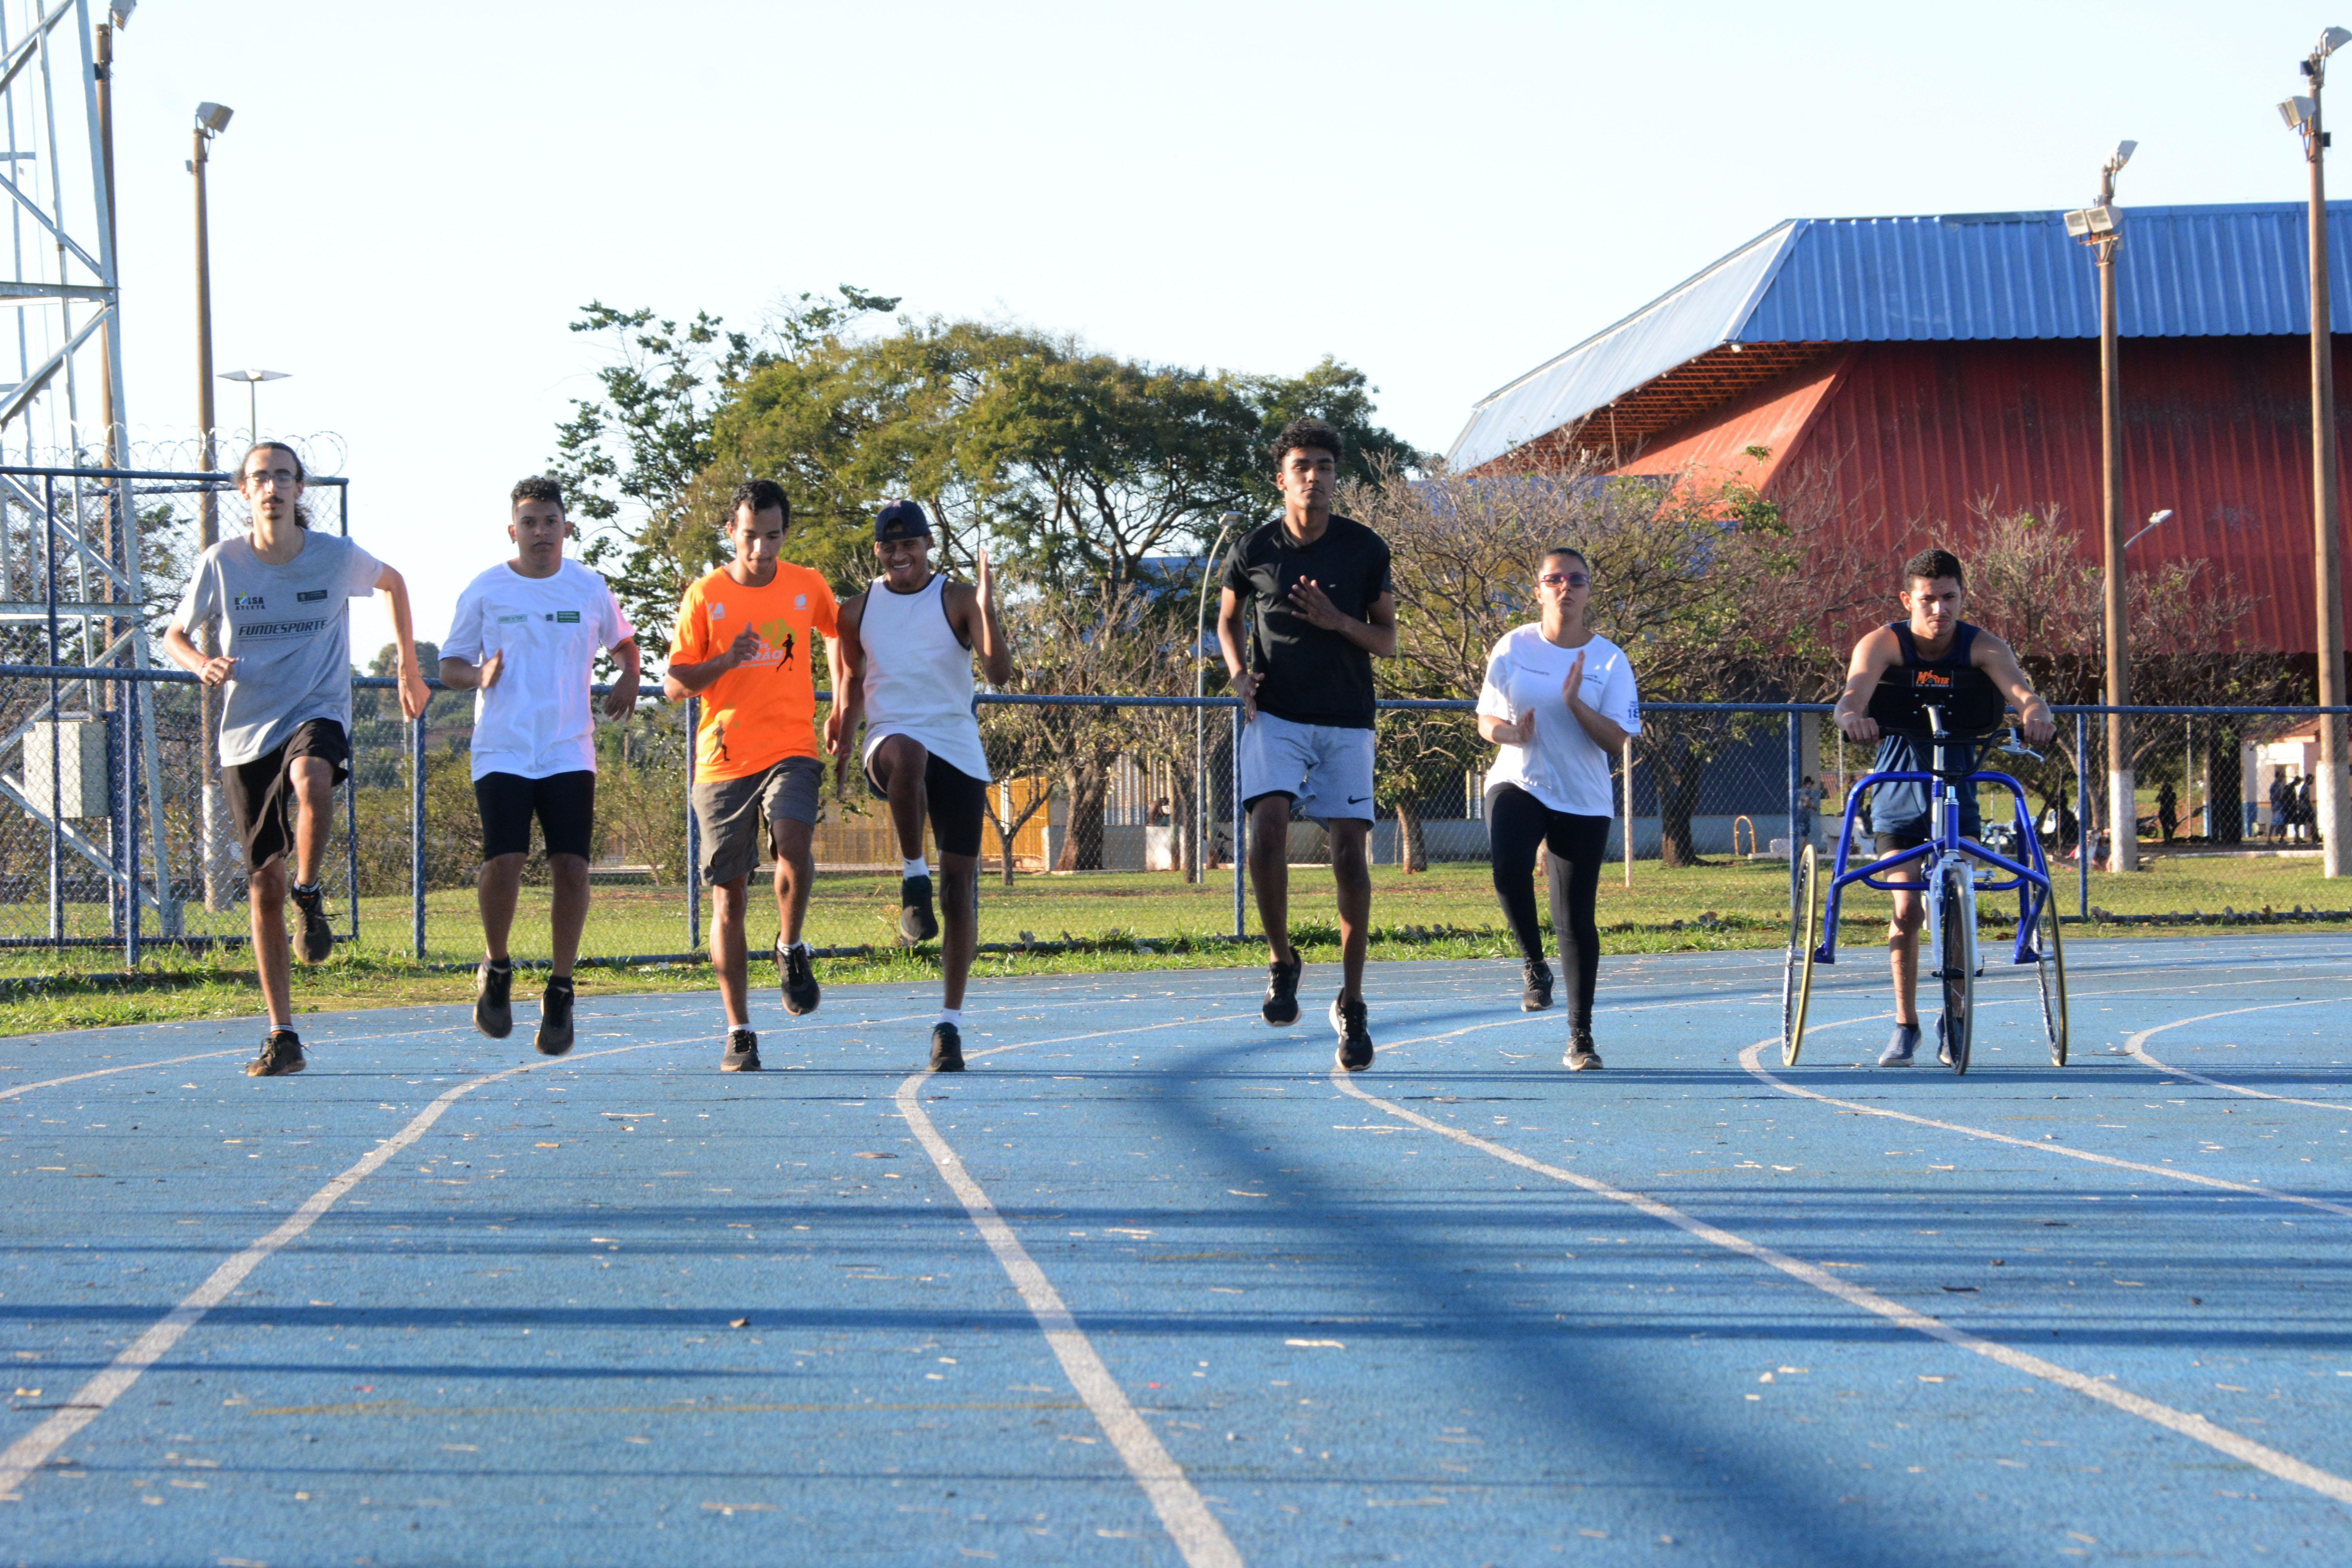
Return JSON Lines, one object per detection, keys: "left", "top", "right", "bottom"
{"left": 858, "top": 572, "right": 991, "bottom": 782}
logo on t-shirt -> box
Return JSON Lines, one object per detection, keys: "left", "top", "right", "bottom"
{"left": 794, "top": 594, "right": 807, "bottom": 608}
{"left": 710, "top": 603, "right": 726, "bottom": 620}
{"left": 497, "top": 613, "right": 526, "bottom": 624}
{"left": 296, "top": 589, "right": 328, "bottom": 603}
{"left": 555, "top": 610, "right": 580, "bottom": 624}
{"left": 234, "top": 594, "right": 264, "bottom": 609}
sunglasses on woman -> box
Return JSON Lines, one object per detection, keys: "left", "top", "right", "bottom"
{"left": 1539, "top": 571, "right": 1589, "bottom": 588}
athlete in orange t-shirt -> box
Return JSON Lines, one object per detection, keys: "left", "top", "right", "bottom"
{"left": 664, "top": 479, "right": 842, "bottom": 1071}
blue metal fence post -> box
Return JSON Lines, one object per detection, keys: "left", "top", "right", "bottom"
{"left": 1230, "top": 703, "right": 1244, "bottom": 940}
{"left": 123, "top": 679, "right": 139, "bottom": 969}
{"left": 411, "top": 710, "right": 427, "bottom": 961}
{"left": 1787, "top": 711, "right": 1802, "bottom": 916}
{"left": 344, "top": 766, "right": 360, "bottom": 943}
{"left": 686, "top": 696, "right": 702, "bottom": 953}
{"left": 2076, "top": 711, "right": 2090, "bottom": 919}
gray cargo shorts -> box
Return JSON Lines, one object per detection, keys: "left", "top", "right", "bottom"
{"left": 691, "top": 754, "right": 824, "bottom": 887}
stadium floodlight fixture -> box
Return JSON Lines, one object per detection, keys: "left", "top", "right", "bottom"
{"left": 2063, "top": 204, "right": 2119, "bottom": 239}
{"left": 2283, "top": 94, "right": 2319, "bottom": 130}
{"left": 2324, "top": 25, "right": 2352, "bottom": 57}
{"left": 194, "top": 102, "right": 232, "bottom": 136}
{"left": 107, "top": 0, "right": 134, "bottom": 25}
{"left": 2108, "top": 140, "right": 2137, "bottom": 172}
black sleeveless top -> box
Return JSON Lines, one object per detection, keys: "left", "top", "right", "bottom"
{"left": 1868, "top": 621, "right": 1982, "bottom": 839}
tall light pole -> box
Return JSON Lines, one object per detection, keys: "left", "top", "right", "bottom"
{"left": 1193, "top": 512, "right": 1243, "bottom": 882}
{"left": 2284, "top": 26, "right": 2352, "bottom": 877}
{"left": 219, "top": 368, "right": 289, "bottom": 447}
{"left": 2067, "top": 139, "right": 2139, "bottom": 873}
{"left": 190, "top": 100, "right": 232, "bottom": 911}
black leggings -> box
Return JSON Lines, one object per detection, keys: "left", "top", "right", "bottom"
{"left": 1487, "top": 785, "right": 1610, "bottom": 1027}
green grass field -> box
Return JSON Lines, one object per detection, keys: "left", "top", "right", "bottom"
{"left": 0, "top": 847, "right": 2338, "bottom": 1037}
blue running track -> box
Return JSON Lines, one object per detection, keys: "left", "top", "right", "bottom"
{"left": 4, "top": 937, "right": 2351, "bottom": 1565}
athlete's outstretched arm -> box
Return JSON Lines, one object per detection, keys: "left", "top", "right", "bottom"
{"left": 601, "top": 636, "right": 642, "bottom": 722}
{"left": 1973, "top": 632, "right": 2056, "bottom": 744}
{"left": 663, "top": 623, "right": 761, "bottom": 700}
{"left": 830, "top": 595, "right": 868, "bottom": 795}
{"left": 374, "top": 564, "right": 430, "bottom": 722}
{"left": 1831, "top": 627, "right": 1901, "bottom": 744}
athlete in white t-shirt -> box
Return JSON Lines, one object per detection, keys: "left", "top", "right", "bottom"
{"left": 438, "top": 476, "right": 640, "bottom": 1056}
{"left": 1476, "top": 547, "right": 1640, "bottom": 1070}
{"left": 832, "top": 501, "right": 1013, "bottom": 1072}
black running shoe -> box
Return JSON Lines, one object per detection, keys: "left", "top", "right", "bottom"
{"left": 779, "top": 940, "right": 820, "bottom": 1016}
{"left": 535, "top": 976, "right": 575, "bottom": 1057}
{"left": 474, "top": 959, "right": 514, "bottom": 1039}
{"left": 722, "top": 1028, "right": 761, "bottom": 1072}
{"left": 247, "top": 1029, "right": 305, "bottom": 1078}
{"left": 1262, "top": 955, "right": 1303, "bottom": 1027}
{"left": 290, "top": 883, "right": 334, "bottom": 964}
{"left": 929, "top": 1021, "right": 965, "bottom": 1072}
{"left": 1564, "top": 1027, "right": 1604, "bottom": 1071}
{"left": 899, "top": 875, "right": 940, "bottom": 944}
{"left": 1330, "top": 993, "right": 1374, "bottom": 1072}
{"left": 1521, "top": 958, "right": 1555, "bottom": 1012}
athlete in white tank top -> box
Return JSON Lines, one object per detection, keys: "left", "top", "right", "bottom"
{"left": 834, "top": 501, "right": 1014, "bottom": 1071}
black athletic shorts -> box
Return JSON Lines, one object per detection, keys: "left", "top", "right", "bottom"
{"left": 224, "top": 719, "right": 349, "bottom": 872}
{"left": 475, "top": 769, "right": 597, "bottom": 861}
{"left": 864, "top": 748, "right": 987, "bottom": 859}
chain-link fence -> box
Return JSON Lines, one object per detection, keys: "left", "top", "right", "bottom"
{"left": 2, "top": 665, "right": 2349, "bottom": 970}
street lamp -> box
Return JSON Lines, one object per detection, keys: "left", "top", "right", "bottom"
{"left": 190, "top": 100, "right": 232, "bottom": 911}
{"left": 1193, "top": 512, "right": 1244, "bottom": 882}
{"left": 2067, "top": 138, "right": 2139, "bottom": 873}
{"left": 218, "top": 368, "right": 288, "bottom": 446}
{"left": 2284, "top": 26, "right": 2352, "bottom": 876}
{"left": 2123, "top": 508, "right": 2175, "bottom": 550}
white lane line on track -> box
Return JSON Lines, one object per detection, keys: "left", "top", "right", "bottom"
{"left": 1332, "top": 1062, "right": 2352, "bottom": 1508}
{"left": 2123, "top": 1000, "right": 2352, "bottom": 1112}
{"left": 0, "top": 1050, "right": 243, "bottom": 1101}
{"left": 897, "top": 1016, "right": 1246, "bottom": 1568}
{"left": 1737, "top": 1037, "right": 2352, "bottom": 1220}
{"left": 0, "top": 1034, "right": 691, "bottom": 1503}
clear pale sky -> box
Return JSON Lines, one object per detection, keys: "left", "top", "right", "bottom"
{"left": 98, "top": 0, "right": 2338, "bottom": 660}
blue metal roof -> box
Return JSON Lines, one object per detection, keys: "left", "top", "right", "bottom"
{"left": 1448, "top": 201, "right": 2352, "bottom": 472}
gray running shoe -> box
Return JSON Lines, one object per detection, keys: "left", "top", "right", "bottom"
{"left": 290, "top": 883, "right": 334, "bottom": 964}
{"left": 535, "top": 976, "right": 575, "bottom": 1057}
{"left": 780, "top": 940, "right": 820, "bottom": 1016}
{"left": 1879, "top": 1024, "right": 1922, "bottom": 1067}
{"left": 247, "top": 1029, "right": 305, "bottom": 1078}
{"left": 1262, "top": 956, "right": 1303, "bottom": 1026}
{"left": 1563, "top": 1027, "right": 1603, "bottom": 1071}
{"left": 474, "top": 959, "right": 514, "bottom": 1039}
{"left": 722, "top": 1028, "right": 761, "bottom": 1072}
{"left": 1330, "top": 993, "right": 1374, "bottom": 1072}
{"left": 899, "top": 875, "right": 939, "bottom": 944}
{"left": 1521, "top": 959, "right": 1555, "bottom": 1011}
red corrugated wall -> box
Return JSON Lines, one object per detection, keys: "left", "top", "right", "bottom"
{"left": 1757, "top": 336, "right": 2352, "bottom": 654}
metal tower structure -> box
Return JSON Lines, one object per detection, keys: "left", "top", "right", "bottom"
{"left": 0, "top": 0, "right": 178, "bottom": 937}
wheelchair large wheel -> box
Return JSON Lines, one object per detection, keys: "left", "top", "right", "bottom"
{"left": 1781, "top": 842, "right": 1822, "bottom": 1066}
{"left": 2034, "top": 893, "right": 2068, "bottom": 1067}
{"left": 1938, "top": 861, "right": 1974, "bottom": 1076}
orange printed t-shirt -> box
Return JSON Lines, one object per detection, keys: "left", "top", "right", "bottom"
{"left": 671, "top": 562, "right": 840, "bottom": 780}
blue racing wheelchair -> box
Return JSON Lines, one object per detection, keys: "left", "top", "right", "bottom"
{"left": 1780, "top": 666, "right": 2068, "bottom": 1072}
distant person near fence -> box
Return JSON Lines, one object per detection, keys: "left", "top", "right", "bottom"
{"left": 439, "top": 475, "right": 639, "bottom": 1058}
{"left": 1831, "top": 546, "right": 2053, "bottom": 1071}
{"left": 666, "top": 479, "right": 840, "bottom": 1073}
{"left": 835, "top": 499, "right": 1013, "bottom": 1073}
{"left": 1475, "top": 545, "right": 1638, "bottom": 1072}
{"left": 1218, "top": 417, "right": 1396, "bottom": 1073}
{"left": 162, "top": 440, "right": 430, "bottom": 1078}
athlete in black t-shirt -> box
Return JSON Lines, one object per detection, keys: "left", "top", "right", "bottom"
{"left": 1216, "top": 417, "right": 1397, "bottom": 1071}
{"left": 1832, "top": 547, "right": 2053, "bottom": 1068}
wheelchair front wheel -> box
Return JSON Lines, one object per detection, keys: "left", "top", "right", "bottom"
{"left": 1938, "top": 860, "right": 1974, "bottom": 1075}
{"left": 1782, "top": 842, "right": 1822, "bottom": 1066}
{"left": 2035, "top": 893, "right": 2068, "bottom": 1067}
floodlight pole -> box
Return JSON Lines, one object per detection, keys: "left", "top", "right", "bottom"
{"left": 2091, "top": 157, "right": 2138, "bottom": 873}
{"left": 2301, "top": 43, "right": 2351, "bottom": 876}
{"left": 1193, "top": 512, "right": 1242, "bottom": 883}
{"left": 192, "top": 115, "right": 229, "bottom": 910}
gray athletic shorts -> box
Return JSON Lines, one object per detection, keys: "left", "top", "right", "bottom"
{"left": 1240, "top": 712, "right": 1376, "bottom": 823}
{"left": 691, "top": 754, "right": 823, "bottom": 886}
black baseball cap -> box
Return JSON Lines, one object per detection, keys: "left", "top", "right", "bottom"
{"left": 875, "top": 499, "right": 933, "bottom": 543}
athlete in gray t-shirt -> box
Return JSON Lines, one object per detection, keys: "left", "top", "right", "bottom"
{"left": 163, "top": 441, "right": 430, "bottom": 1077}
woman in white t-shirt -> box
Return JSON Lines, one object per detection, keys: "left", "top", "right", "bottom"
{"left": 1475, "top": 547, "right": 1641, "bottom": 1070}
